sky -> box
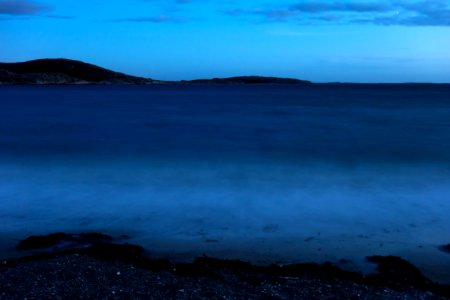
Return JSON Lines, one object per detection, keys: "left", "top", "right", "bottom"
{"left": 0, "top": 0, "right": 450, "bottom": 82}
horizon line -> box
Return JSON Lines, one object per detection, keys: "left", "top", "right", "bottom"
{"left": 1, "top": 58, "right": 449, "bottom": 85}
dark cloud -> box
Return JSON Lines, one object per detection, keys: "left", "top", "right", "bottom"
{"left": 225, "top": 1, "right": 450, "bottom": 26}
{"left": 0, "top": 0, "right": 51, "bottom": 16}
{"left": 105, "top": 15, "right": 186, "bottom": 23}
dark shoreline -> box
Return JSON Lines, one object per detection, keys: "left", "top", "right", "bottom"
{"left": 1, "top": 233, "right": 450, "bottom": 299}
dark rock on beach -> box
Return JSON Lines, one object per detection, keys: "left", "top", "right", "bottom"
{"left": 439, "top": 244, "right": 450, "bottom": 254}
{"left": 1, "top": 232, "right": 450, "bottom": 299}
{"left": 16, "top": 233, "right": 74, "bottom": 250}
{"left": 366, "top": 255, "right": 431, "bottom": 288}
{"left": 16, "top": 232, "right": 114, "bottom": 251}
{"left": 84, "top": 243, "right": 145, "bottom": 262}
{"left": 2, "top": 254, "right": 439, "bottom": 300}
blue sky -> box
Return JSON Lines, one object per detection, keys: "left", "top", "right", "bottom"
{"left": 1, "top": 0, "right": 450, "bottom": 82}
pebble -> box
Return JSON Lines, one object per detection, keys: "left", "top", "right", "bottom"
{"left": 0, "top": 253, "right": 447, "bottom": 300}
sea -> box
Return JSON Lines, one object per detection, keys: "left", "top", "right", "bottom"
{"left": 1, "top": 84, "right": 450, "bottom": 282}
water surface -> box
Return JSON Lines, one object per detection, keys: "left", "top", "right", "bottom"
{"left": 1, "top": 84, "right": 450, "bottom": 282}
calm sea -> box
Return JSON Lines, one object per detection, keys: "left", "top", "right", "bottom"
{"left": 1, "top": 84, "right": 450, "bottom": 281}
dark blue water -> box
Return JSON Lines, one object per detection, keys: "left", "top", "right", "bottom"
{"left": 1, "top": 84, "right": 450, "bottom": 282}
{"left": 2, "top": 84, "right": 450, "bottom": 162}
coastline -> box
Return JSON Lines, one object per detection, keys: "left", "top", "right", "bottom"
{"left": 2, "top": 83, "right": 450, "bottom": 298}
{"left": 1, "top": 232, "right": 450, "bottom": 299}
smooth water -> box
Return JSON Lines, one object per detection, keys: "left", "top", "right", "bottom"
{"left": 1, "top": 85, "right": 450, "bottom": 282}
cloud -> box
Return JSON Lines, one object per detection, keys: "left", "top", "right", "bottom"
{"left": 290, "top": 2, "right": 391, "bottom": 13}
{"left": 224, "top": 8, "right": 297, "bottom": 21}
{"left": 0, "top": 0, "right": 51, "bottom": 16}
{"left": 140, "top": 0, "right": 192, "bottom": 4}
{"left": 225, "top": 1, "right": 450, "bottom": 26}
{"left": 45, "top": 14, "right": 75, "bottom": 20}
{"left": 357, "top": 1, "right": 450, "bottom": 26}
{"left": 105, "top": 15, "right": 187, "bottom": 23}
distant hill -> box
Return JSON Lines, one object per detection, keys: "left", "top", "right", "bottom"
{"left": 0, "top": 59, "right": 153, "bottom": 85}
{"left": 182, "top": 76, "right": 312, "bottom": 85}
{"left": 0, "top": 59, "right": 312, "bottom": 85}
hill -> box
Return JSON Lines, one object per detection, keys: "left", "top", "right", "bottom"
{"left": 0, "top": 59, "right": 153, "bottom": 84}
{"left": 182, "top": 76, "right": 312, "bottom": 84}
{"left": 0, "top": 59, "right": 313, "bottom": 85}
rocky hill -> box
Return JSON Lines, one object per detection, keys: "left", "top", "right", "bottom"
{"left": 0, "top": 59, "right": 313, "bottom": 85}
{"left": 0, "top": 59, "right": 153, "bottom": 84}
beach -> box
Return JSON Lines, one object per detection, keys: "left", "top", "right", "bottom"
{"left": 1, "top": 233, "right": 450, "bottom": 299}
